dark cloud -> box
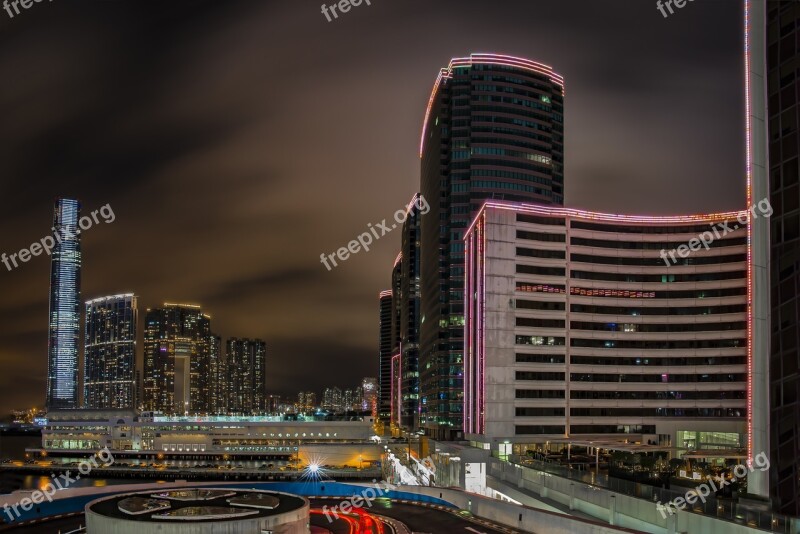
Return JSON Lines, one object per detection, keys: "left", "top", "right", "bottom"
{"left": 0, "top": 0, "right": 745, "bottom": 410}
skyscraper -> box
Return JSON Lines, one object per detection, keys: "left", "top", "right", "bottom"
{"left": 227, "top": 338, "right": 267, "bottom": 414}
{"left": 46, "top": 198, "right": 82, "bottom": 410}
{"left": 322, "top": 386, "right": 343, "bottom": 412}
{"left": 399, "top": 195, "right": 422, "bottom": 430}
{"left": 209, "top": 334, "right": 225, "bottom": 414}
{"left": 378, "top": 289, "right": 393, "bottom": 420}
{"left": 766, "top": 0, "right": 800, "bottom": 515}
{"left": 83, "top": 294, "right": 138, "bottom": 409}
{"left": 419, "top": 54, "right": 565, "bottom": 439}
{"left": 142, "top": 304, "right": 213, "bottom": 414}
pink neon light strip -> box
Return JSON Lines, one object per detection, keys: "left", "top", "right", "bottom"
{"left": 464, "top": 200, "right": 750, "bottom": 239}
{"left": 464, "top": 231, "right": 472, "bottom": 433}
{"left": 743, "top": 0, "right": 754, "bottom": 465}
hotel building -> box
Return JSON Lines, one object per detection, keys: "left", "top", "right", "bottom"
{"left": 464, "top": 200, "right": 750, "bottom": 455}
{"left": 420, "top": 54, "right": 565, "bottom": 439}
{"left": 83, "top": 294, "right": 138, "bottom": 409}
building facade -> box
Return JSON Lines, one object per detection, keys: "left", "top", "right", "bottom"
{"left": 209, "top": 335, "right": 225, "bottom": 414}
{"left": 227, "top": 338, "right": 267, "bottom": 414}
{"left": 41, "top": 410, "right": 380, "bottom": 467}
{"left": 84, "top": 294, "right": 138, "bottom": 409}
{"left": 142, "top": 304, "right": 213, "bottom": 414}
{"left": 766, "top": 0, "right": 800, "bottom": 515}
{"left": 464, "top": 201, "right": 749, "bottom": 454}
{"left": 46, "top": 198, "right": 82, "bottom": 410}
{"left": 420, "top": 54, "right": 565, "bottom": 439}
{"left": 361, "top": 377, "right": 379, "bottom": 416}
{"left": 378, "top": 290, "right": 393, "bottom": 420}
{"left": 399, "top": 195, "right": 422, "bottom": 430}
{"left": 322, "top": 387, "right": 343, "bottom": 412}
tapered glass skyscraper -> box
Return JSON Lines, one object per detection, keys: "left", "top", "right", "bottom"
{"left": 46, "top": 198, "right": 82, "bottom": 410}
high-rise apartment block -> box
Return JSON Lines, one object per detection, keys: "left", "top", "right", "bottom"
{"left": 227, "top": 338, "right": 267, "bottom": 414}
{"left": 142, "top": 304, "right": 213, "bottom": 414}
{"left": 83, "top": 294, "right": 137, "bottom": 409}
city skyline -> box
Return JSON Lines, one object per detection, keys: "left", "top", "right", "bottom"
{"left": 2, "top": 0, "right": 799, "bottom": 530}
{"left": 0, "top": 0, "right": 744, "bottom": 413}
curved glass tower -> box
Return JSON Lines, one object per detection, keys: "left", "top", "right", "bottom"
{"left": 46, "top": 198, "right": 82, "bottom": 410}
{"left": 419, "top": 54, "right": 565, "bottom": 439}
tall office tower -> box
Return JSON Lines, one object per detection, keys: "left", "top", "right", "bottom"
{"left": 465, "top": 201, "right": 749, "bottom": 456}
{"left": 46, "top": 198, "right": 82, "bottom": 410}
{"left": 227, "top": 338, "right": 267, "bottom": 414}
{"left": 398, "top": 196, "right": 422, "bottom": 430}
{"left": 142, "top": 304, "right": 213, "bottom": 414}
{"left": 766, "top": 0, "right": 799, "bottom": 515}
{"left": 378, "top": 290, "right": 394, "bottom": 420}
{"left": 420, "top": 54, "right": 565, "bottom": 439}
{"left": 208, "top": 335, "right": 225, "bottom": 414}
{"left": 362, "top": 377, "right": 379, "bottom": 416}
{"left": 83, "top": 294, "right": 137, "bottom": 409}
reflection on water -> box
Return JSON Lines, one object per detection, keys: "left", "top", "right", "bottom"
{"left": 0, "top": 436, "right": 40, "bottom": 459}
{"left": 0, "top": 436, "right": 164, "bottom": 494}
{"left": 1, "top": 474, "right": 157, "bottom": 493}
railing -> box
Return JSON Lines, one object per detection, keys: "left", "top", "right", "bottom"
{"left": 504, "top": 456, "right": 798, "bottom": 533}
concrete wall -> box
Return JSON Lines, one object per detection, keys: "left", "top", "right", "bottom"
{"left": 389, "top": 484, "right": 636, "bottom": 534}
{"left": 489, "top": 458, "right": 797, "bottom": 534}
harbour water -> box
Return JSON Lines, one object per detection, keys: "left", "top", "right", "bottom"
{"left": 0, "top": 436, "right": 158, "bottom": 493}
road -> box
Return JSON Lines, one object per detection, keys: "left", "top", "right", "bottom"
{"left": 1, "top": 499, "right": 525, "bottom": 533}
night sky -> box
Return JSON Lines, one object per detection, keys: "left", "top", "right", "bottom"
{"left": 0, "top": 0, "right": 745, "bottom": 412}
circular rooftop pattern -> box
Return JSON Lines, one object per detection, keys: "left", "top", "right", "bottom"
{"left": 153, "top": 506, "right": 260, "bottom": 520}
{"left": 87, "top": 487, "right": 309, "bottom": 533}
{"left": 228, "top": 493, "right": 281, "bottom": 510}
{"left": 150, "top": 489, "right": 236, "bottom": 501}
{"left": 118, "top": 497, "right": 171, "bottom": 516}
